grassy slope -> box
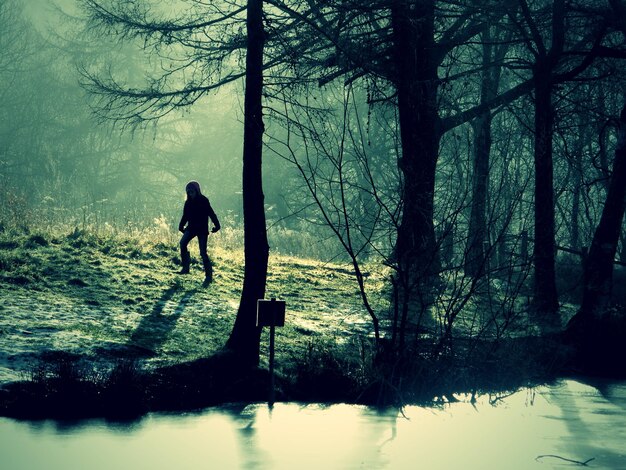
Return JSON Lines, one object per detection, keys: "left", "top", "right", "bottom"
{"left": 0, "top": 225, "right": 386, "bottom": 387}
{"left": 1, "top": 225, "right": 578, "bottom": 418}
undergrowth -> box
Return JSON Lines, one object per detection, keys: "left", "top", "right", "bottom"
{"left": 0, "top": 220, "right": 568, "bottom": 418}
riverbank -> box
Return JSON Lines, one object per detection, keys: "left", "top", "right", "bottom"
{"left": 0, "top": 224, "right": 580, "bottom": 418}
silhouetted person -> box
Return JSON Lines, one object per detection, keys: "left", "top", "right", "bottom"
{"left": 178, "top": 181, "right": 220, "bottom": 282}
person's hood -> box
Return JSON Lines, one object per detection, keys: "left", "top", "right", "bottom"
{"left": 186, "top": 181, "right": 202, "bottom": 195}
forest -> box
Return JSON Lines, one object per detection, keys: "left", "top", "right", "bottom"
{"left": 2, "top": 0, "right": 626, "bottom": 417}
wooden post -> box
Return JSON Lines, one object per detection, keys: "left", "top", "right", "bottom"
{"left": 256, "top": 298, "right": 285, "bottom": 406}
{"left": 269, "top": 322, "right": 276, "bottom": 406}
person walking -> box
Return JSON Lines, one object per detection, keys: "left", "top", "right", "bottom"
{"left": 178, "top": 181, "right": 221, "bottom": 282}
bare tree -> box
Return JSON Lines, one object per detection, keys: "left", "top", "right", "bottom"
{"left": 464, "top": 24, "right": 511, "bottom": 278}
{"left": 566, "top": 0, "right": 626, "bottom": 331}
{"left": 78, "top": 0, "right": 269, "bottom": 365}
{"left": 224, "top": 0, "right": 269, "bottom": 365}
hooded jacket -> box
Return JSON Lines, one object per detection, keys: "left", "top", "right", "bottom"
{"left": 179, "top": 181, "right": 220, "bottom": 234}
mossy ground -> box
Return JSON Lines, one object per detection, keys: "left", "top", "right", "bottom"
{"left": 0, "top": 223, "right": 579, "bottom": 418}
{"left": 0, "top": 224, "right": 387, "bottom": 388}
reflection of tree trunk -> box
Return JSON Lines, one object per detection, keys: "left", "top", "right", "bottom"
{"left": 391, "top": 0, "right": 440, "bottom": 289}
{"left": 225, "top": 0, "right": 268, "bottom": 366}
{"left": 570, "top": 107, "right": 626, "bottom": 321}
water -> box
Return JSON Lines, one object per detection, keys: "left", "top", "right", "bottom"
{"left": 1, "top": 379, "right": 625, "bottom": 469}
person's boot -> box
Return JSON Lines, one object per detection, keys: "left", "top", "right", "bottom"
{"left": 178, "top": 251, "right": 190, "bottom": 274}
{"left": 203, "top": 261, "right": 213, "bottom": 284}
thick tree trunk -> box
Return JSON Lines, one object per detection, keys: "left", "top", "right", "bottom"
{"left": 564, "top": 106, "right": 626, "bottom": 375}
{"left": 391, "top": 0, "right": 441, "bottom": 288}
{"left": 530, "top": 0, "right": 566, "bottom": 315}
{"left": 532, "top": 63, "right": 559, "bottom": 314}
{"left": 225, "top": 0, "right": 269, "bottom": 366}
{"left": 573, "top": 107, "right": 626, "bottom": 319}
{"left": 561, "top": 2, "right": 626, "bottom": 375}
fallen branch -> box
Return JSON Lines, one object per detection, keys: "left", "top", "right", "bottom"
{"left": 535, "top": 454, "right": 595, "bottom": 466}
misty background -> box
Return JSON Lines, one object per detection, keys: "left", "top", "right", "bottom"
{"left": 3, "top": 0, "right": 626, "bottom": 423}
{"left": 2, "top": 0, "right": 625, "bottom": 274}
{"left": 2, "top": 0, "right": 330, "bottom": 257}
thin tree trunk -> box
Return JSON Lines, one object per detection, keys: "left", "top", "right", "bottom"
{"left": 570, "top": 114, "right": 585, "bottom": 252}
{"left": 465, "top": 113, "right": 492, "bottom": 278}
{"left": 465, "top": 27, "right": 506, "bottom": 278}
{"left": 225, "top": 0, "right": 269, "bottom": 366}
{"left": 571, "top": 169, "right": 581, "bottom": 252}
{"left": 619, "top": 232, "right": 626, "bottom": 264}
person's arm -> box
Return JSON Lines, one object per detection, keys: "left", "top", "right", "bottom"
{"left": 179, "top": 201, "right": 189, "bottom": 233}
{"left": 207, "top": 201, "right": 220, "bottom": 232}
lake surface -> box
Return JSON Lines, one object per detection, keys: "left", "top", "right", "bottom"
{"left": 1, "top": 379, "right": 625, "bottom": 469}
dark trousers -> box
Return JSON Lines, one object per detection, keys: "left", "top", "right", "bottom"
{"left": 180, "top": 229, "right": 212, "bottom": 277}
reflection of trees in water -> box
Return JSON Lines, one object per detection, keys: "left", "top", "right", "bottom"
{"left": 578, "top": 378, "right": 626, "bottom": 412}
{"left": 223, "top": 404, "right": 267, "bottom": 470}
{"left": 221, "top": 404, "right": 401, "bottom": 469}
{"left": 547, "top": 381, "right": 626, "bottom": 465}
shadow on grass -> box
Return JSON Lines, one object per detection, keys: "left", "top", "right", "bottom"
{"left": 128, "top": 284, "right": 196, "bottom": 355}
{"left": 3, "top": 306, "right": 626, "bottom": 422}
